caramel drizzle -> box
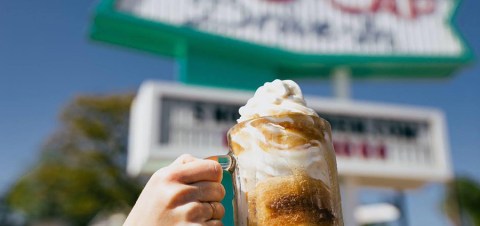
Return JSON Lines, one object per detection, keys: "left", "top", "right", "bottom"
{"left": 229, "top": 114, "right": 332, "bottom": 155}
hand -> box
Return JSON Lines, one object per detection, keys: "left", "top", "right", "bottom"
{"left": 124, "top": 154, "right": 226, "bottom": 226}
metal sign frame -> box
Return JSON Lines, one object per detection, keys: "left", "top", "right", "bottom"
{"left": 90, "top": 0, "right": 473, "bottom": 90}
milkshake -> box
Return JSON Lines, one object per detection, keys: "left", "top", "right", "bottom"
{"left": 228, "top": 80, "right": 343, "bottom": 226}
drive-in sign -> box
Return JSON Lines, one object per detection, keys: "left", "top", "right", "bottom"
{"left": 91, "top": 0, "right": 472, "bottom": 90}
{"left": 117, "top": 0, "right": 462, "bottom": 55}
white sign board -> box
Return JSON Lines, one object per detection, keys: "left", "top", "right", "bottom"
{"left": 128, "top": 81, "right": 452, "bottom": 188}
{"left": 118, "top": 0, "right": 462, "bottom": 55}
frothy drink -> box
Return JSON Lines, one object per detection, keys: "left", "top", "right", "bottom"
{"left": 228, "top": 80, "right": 343, "bottom": 226}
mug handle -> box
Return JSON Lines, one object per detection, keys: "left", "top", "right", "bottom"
{"left": 206, "top": 153, "right": 237, "bottom": 225}
{"left": 206, "top": 153, "right": 236, "bottom": 173}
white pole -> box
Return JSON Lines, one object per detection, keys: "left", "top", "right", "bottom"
{"left": 332, "top": 67, "right": 356, "bottom": 226}
{"left": 343, "top": 178, "right": 358, "bottom": 226}
{"left": 333, "top": 67, "right": 351, "bottom": 101}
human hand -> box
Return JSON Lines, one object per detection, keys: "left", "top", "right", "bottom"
{"left": 124, "top": 154, "right": 226, "bottom": 226}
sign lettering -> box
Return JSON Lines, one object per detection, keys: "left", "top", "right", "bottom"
{"left": 331, "top": 0, "right": 435, "bottom": 19}
{"left": 161, "top": 97, "right": 432, "bottom": 165}
{"left": 118, "top": 0, "right": 461, "bottom": 55}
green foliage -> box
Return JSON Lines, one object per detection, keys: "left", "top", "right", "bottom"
{"left": 442, "top": 176, "right": 480, "bottom": 226}
{"left": 6, "top": 93, "right": 142, "bottom": 226}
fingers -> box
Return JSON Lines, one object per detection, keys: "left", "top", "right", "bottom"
{"left": 207, "top": 202, "right": 225, "bottom": 220}
{"left": 154, "top": 154, "right": 226, "bottom": 225}
{"left": 178, "top": 202, "right": 225, "bottom": 223}
{"left": 172, "top": 154, "right": 197, "bottom": 165}
{"left": 205, "top": 220, "right": 223, "bottom": 226}
{"left": 178, "top": 202, "right": 210, "bottom": 222}
{"left": 193, "top": 181, "right": 226, "bottom": 202}
{"left": 163, "top": 181, "right": 225, "bottom": 207}
{"left": 195, "top": 202, "right": 225, "bottom": 221}
{"left": 169, "top": 159, "right": 223, "bottom": 184}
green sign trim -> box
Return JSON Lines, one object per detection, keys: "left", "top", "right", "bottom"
{"left": 90, "top": 0, "right": 474, "bottom": 89}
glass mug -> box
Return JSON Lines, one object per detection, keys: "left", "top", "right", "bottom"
{"left": 209, "top": 113, "right": 343, "bottom": 226}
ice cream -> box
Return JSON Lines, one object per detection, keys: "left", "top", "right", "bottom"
{"left": 231, "top": 80, "right": 331, "bottom": 182}
{"left": 228, "top": 80, "right": 342, "bottom": 226}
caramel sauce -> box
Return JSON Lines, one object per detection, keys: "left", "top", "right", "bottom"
{"left": 229, "top": 113, "right": 332, "bottom": 155}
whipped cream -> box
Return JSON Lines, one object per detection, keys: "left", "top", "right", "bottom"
{"left": 231, "top": 79, "right": 331, "bottom": 191}
{"left": 237, "top": 79, "right": 318, "bottom": 123}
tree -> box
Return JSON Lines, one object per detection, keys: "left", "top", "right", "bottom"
{"left": 442, "top": 176, "right": 480, "bottom": 226}
{"left": 6, "top": 93, "right": 142, "bottom": 226}
{"left": 0, "top": 196, "right": 23, "bottom": 226}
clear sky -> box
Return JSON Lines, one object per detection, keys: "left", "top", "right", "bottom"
{"left": 0, "top": 0, "right": 479, "bottom": 225}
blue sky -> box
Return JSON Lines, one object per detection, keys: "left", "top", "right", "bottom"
{"left": 0, "top": 0, "right": 479, "bottom": 225}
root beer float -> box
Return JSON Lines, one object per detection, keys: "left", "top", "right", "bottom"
{"left": 228, "top": 80, "right": 343, "bottom": 226}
